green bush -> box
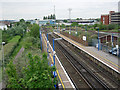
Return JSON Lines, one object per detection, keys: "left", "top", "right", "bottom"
{"left": 4, "top": 36, "right": 21, "bottom": 62}
{"left": 6, "top": 53, "right": 57, "bottom": 88}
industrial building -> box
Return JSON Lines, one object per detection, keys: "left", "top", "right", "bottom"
{"left": 101, "top": 11, "right": 120, "bottom": 25}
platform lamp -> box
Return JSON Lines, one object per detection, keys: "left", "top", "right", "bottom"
{"left": 112, "top": 33, "right": 114, "bottom": 55}
{"left": 85, "top": 26, "right": 87, "bottom": 46}
{"left": 53, "top": 37, "right": 62, "bottom": 89}
{"left": 47, "top": 33, "right": 49, "bottom": 59}
{"left": 97, "top": 27, "right": 100, "bottom": 51}
{"left": 39, "top": 25, "right": 42, "bottom": 51}
{"left": 47, "top": 32, "right": 52, "bottom": 61}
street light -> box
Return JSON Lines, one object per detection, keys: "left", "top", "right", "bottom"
{"left": 2, "top": 42, "right": 5, "bottom": 67}
{"left": 69, "top": 25, "right": 71, "bottom": 34}
{"left": 47, "top": 34, "right": 49, "bottom": 59}
{"left": 85, "top": 26, "right": 87, "bottom": 46}
{"left": 52, "top": 38, "right": 62, "bottom": 88}
{"left": 97, "top": 27, "right": 100, "bottom": 51}
{"left": 75, "top": 26, "right": 77, "bottom": 35}
{"left": 39, "top": 25, "right": 42, "bottom": 51}
{"left": 112, "top": 33, "right": 114, "bottom": 55}
{"left": 47, "top": 32, "right": 52, "bottom": 59}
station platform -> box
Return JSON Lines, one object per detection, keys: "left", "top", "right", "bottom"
{"left": 42, "top": 34, "right": 75, "bottom": 89}
{"left": 54, "top": 32, "right": 120, "bottom": 74}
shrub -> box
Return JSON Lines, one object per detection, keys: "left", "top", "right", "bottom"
{"left": 4, "top": 36, "right": 21, "bottom": 62}
{"left": 6, "top": 53, "right": 57, "bottom": 88}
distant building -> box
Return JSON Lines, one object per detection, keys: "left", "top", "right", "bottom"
{"left": 27, "top": 20, "right": 36, "bottom": 24}
{"left": 110, "top": 12, "right": 120, "bottom": 25}
{"left": 101, "top": 15, "right": 109, "bottom": 25}
{"left": 101, "top": 11, "right": 120, "bottom": 25}
{"left": 39, "top": 19, "right": 56, "bottom": 25}
{"left": 39, "top": 20, "right": 48, "bottom": 25}
{"left": 0, "top": 24, "right": 7, "bottom": 30}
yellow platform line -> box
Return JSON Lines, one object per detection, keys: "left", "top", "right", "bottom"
{"left": 42, "top": 34, "right": 65, "bottom": 90}
{"left": 57, "top": 33, "right": 120, "bottom": 69}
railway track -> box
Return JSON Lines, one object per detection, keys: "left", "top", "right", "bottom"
{"left": 47, "top": 33, "right": 120, "bottom": 89}
{"left": 52, "top": 33, "right": 120, "bottom": 88}
{"left": 47, "top": 33, "right": 91, "bottom": 89}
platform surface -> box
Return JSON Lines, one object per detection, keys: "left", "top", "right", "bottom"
{"left": 42, "top": 34, "right": 75, "bottom": 89}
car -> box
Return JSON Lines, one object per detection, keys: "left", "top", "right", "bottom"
{"left": 109, "top": 47, "right": 117, "bottom": 54}
{"left": 109, "top": 48, "right": 120, "bottom": 56}
{"left": 112, "top": 51, "right": 118, "bottom": 56}
{"left": 113, "top": 49, "right": 120, "bottom": 56}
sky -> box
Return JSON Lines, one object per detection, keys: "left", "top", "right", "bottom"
{"left": 0, "top": 0, "right": 120, "bottom": 20}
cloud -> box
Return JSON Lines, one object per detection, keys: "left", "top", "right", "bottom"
{"left": 0, "top": 0, "right": 119, "bottom": 20}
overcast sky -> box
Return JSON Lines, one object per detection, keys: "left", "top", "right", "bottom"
{"left": 0, "top": 0, "right": 120, "bottom": 20}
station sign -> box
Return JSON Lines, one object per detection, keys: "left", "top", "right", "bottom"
{"left": 83, "top": 36, "right": 86, "bottom": 41}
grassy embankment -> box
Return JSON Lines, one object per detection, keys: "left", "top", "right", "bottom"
{"left": 0, "top": 35, "right": 21, "bottom": 82}
{"left": 5, "top": 33, "right": 57, "bottom": 88}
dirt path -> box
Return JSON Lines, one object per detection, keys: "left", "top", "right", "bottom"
{"left": 0, "top": 47, "right": 24, "bottom": 89}
{"left": 13, "top": 47, "right": 24, "bottom": 64}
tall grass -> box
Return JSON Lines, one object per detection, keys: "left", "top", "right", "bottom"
{"left": 4, "top": 35, "right": 21, "bottom": 63}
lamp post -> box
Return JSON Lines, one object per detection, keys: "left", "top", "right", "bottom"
{"left": 47, "top": 33, "right": 49, "bottom": 59}
{"left": 85, "top": 26, "right": 87, "bottom": 46}
{"left": 112, "top": 33, "right": 114, "bottom": 55}
{"left": 69, "top": 25, "right": 71, "bottom": 34}
{"left": 2, "top": 42, "right": 5, "bottom": 67}
{"left": 57, "top": 24, "right": 58, "bottom": 33}
{"left": 75, "top": 26, "right": 77, "bottom": 35}
{"left": 98, "top": 28, "right": 100, "bottom": 51}
{"left": 52, "top": 38, "right": 62, "bottom": 89}
{"left": 39, "top": 25, "right": 42, "bottom": 51}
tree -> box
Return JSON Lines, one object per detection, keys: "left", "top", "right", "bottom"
{"left": 20, "top": 19, "right": 25, "bottom": 23}
{"left": 6, "top": 53, "right": 57, "bottom": 88}
{"left": 46, "top": 16, "right": 48, "bottom": 19}
{"left": 30, "top": 24, "right": 40, "bottom": 38}
{"left": 43, "top": 16, "right": 46, "bottom": 20}
{"left": 71, "top": 22, "right": 78, "bottom": 26}
{"left": 50, "top": 14, "right": 53, "bottom": 19}
{"left": 76, "top": 18, "right": 80, "bottom": 20}
{"left": 63, "top": 20, "right": 67, "bottom": 23}
{"left": 53, "top": 14, "right": 56, "bottom": 19}
{"left": 48, "top": 16, "right": 50, "bottom": 19}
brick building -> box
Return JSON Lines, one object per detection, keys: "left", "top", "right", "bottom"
{"left": 101, "top": 15, "right": 109, "bottom": 25}
{"left": 101, "top": 11, "right": 120, "bottom": 25}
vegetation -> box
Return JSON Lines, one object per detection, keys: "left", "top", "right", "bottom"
{"left": 43, "top": 14, "right": 56, "bottom": 20}
{"left": 71, "top": 22, "right": 78, "bottom": 26}
{"left": 63, "top": 20, "right": 68, "bottom": 23}
{"left": 6, "top": 53, "right": 56, "bottom": 88}
{"left": 4, "top": 35, "right": 21, "bottom": 63}
{"left": 2, "top": 19, "right": 29, "bottom": 44}
{"left": 65, "top": 30, "right": 98, "bottom": 46}
{"left": 29, "top": 24, "right": 40, "bottom": 38}
{"left": 4, "top": 32, "right": 57, "bottom": 88}
{"left": 1, "top": 19, "right": 58, "bottom": 88}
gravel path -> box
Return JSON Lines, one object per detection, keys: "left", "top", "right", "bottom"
{"left": 13, "top": 47, "right": 24, "bottom": 64}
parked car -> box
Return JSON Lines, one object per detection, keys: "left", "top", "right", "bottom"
{"left": 109, "top": 47, "right": 120, "bottom": 56}
{"left": 109, "top": 47, "right": 117, "bottom": 54}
